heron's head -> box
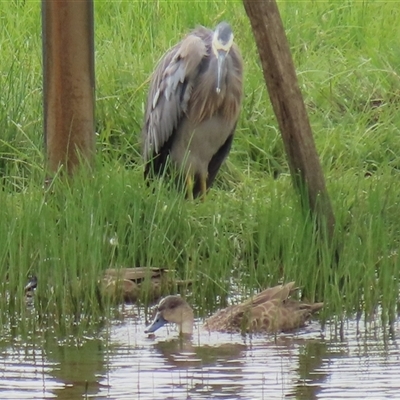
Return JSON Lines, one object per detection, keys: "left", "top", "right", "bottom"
{"left": 212, "top": 22, "right": 234, "bottom": 94}
{"left": 145, "top": 295, "right": 194, "bottom": 335}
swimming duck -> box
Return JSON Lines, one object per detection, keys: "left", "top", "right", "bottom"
{"left": 102, "top": 267, "right": 192, "bottom": 303}
{"left": 145, "top": 282, "right": 323, "bottom": 335}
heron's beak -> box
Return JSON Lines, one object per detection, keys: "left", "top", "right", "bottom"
{"left": 145, "top": 311, "right": 167, "bottom": 333}
{"left": 216, "top": 49, "right": 228, "bottom": 94}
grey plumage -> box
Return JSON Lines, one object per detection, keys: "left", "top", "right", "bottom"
{"left": 142, "top": 22, "right": 243, "bottom": 199}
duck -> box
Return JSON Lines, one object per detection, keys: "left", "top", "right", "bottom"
{"left": 24, "top": 275, "right": 38, "bottom": 305}
{"left": 102, "top": 267, "right": 192, "bottom": 303}
{"left": 145, "top": 282, "right": 323, "bottom": 336}
{"left": 24, "top": 275, "right": 38, "bottom": 294}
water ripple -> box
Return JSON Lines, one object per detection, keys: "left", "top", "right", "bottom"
{"left": 0, "top": 308, "right": 399, "bottom": 399}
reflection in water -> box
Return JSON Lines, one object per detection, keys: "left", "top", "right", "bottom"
{"left": 0, "top": 333, "right": 107, "bottom": 399}
{"left": 47, "top": 338, "right": 107, "bottom": 399}
{"left": 0, "top": 341, "right": 62, "bottom": 399}
{"left": 0, "top": 305, "right": 399, "bottom": 399}
{"left": 97, "top": 312, "right": 329, "bottom": 399}
{"left": 293, "top": 339, "right": 329, "bottom": 399}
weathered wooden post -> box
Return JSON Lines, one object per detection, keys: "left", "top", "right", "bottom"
{"left": 42, "top": 0, "right": 95, "bottom": 175}
{"left": 243, "top": 0, "right": 336, "bottom": 241}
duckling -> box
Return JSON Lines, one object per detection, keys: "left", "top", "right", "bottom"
{"left": 145, "top": 282, "right": 323, "bottom": 336}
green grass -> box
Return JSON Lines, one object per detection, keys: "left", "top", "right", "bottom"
{"left": 1, "top": 0, "right": 400, "bottom": 338}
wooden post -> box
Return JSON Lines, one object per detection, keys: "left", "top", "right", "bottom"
{"left": 243, "top": 0, "right": 335, "bottom": 240}
{"left": 42, "top": 0, "right": 95, "bottom": 175}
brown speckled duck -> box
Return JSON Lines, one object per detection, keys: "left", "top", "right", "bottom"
{"left": 102, "top": 267, "right": 192, "bottom": 303}
{"left": 145, "top": 282, "right": 323, "bottom": 335}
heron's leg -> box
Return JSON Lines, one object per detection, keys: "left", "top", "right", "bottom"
{"left": 199, "top": 175, "right": 207, "bottom": 202}
{"left": 185, "top": 174, "right": 194, "bottom": 201}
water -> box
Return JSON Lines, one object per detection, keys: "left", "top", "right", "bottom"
{"left": 0, "top": 305, "right": 399, "bottom": 399}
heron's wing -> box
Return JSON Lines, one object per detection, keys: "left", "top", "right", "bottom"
{"left": 142, "top": 33, "right": 208, "bottom": 170}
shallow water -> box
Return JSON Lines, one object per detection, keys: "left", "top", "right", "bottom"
{"left": 0, "top": 305, "right": 399, "bottom": 400}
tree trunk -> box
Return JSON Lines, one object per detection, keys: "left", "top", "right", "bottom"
{"left": 42, "top": 0, "right": 95, "bottom": 176}
{"left": 243, "top": 0, "right": 335, "bottom": 241}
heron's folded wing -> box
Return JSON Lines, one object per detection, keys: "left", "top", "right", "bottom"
{"left": 142, "top": 35, "right": 207, "bottom": 162}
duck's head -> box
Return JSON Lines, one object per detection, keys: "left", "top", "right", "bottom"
{"left": 24, "top": 275, "right": 38, "bottom": 293}
{"left": 145, "top": 295, "right": 194, "bottom": 335}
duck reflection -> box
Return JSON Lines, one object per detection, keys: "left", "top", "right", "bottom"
{"left": 147, "top": 329, "right": 328, "bottom": 399}
{"left": 151, "top": 335, "right": 247, "bottom": 399}
{"left": 153, "top": 335, "right": 246, "bottom": 368}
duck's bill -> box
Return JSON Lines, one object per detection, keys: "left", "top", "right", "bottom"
{"left": 145, "top": 312, "right": 167, "bottom": 333}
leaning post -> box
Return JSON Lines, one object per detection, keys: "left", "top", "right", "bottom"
{"left": 42, "top": 0, "right": 95, "bottom": 176}
{"left": 243, "top": 0, "right": 336, "bottom": 242}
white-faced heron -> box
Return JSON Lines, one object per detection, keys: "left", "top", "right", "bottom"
{"left": 142, "top": 22, "right": 243, "bottom": 199}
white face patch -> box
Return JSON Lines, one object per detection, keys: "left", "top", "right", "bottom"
{"left": 212, "top": 32, "right": 234, "bottom": 58}
{"left": 210, "top": 24, "right": 235, "bottom": 94}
